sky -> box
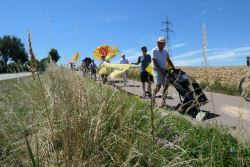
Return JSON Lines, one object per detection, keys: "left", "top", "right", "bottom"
{"left": 1, "top": 0, "right": 250, "bottom": 67}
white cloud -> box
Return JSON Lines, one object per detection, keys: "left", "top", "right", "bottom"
{"left": 195, "top": 9, "right": 206, "bottom": 20}
{"left": 172, "top": 43, "right": 187, "bottom": 49}
{"left": 123, "top": 48, "right": 142, "bottom": 62}
{"left": 100, "top": 13, "right": 128, "bottom": 23}
{"left": 173, "top": 46, "right": 250, "bottom": 66}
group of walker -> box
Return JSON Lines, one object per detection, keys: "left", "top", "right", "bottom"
{"left": 80, "top": 36, "right": 209, "bottom": 111}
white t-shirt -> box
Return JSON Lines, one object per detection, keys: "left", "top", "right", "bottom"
{"left": 151, "top": 46, "right": 169, "bottom": 69}
{"left": 119, "top": 58, "right": 129, "bottom": 64}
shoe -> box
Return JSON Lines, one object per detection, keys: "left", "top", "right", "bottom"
{"left": 159, "top": 102, "right": 168, "bottom": 108}
{"left": 142, "top": 92, "right": 146, "bottom": 98}
{"left": 146, "top": 91, "right": 151, "bottom": 97}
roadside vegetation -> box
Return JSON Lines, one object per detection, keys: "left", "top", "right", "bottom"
{"left": 0, "top": 61, "right": 250, "bottom": 166}
{"left": 127, "top": 69, "right": 245, "bottom": 97}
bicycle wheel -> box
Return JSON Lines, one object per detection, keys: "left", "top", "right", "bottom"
{"left": 239, "top": 76, "right": 250, "bottom": 101}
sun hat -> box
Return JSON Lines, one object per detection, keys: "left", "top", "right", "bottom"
{"left": 121, "top": 54, "right": 125, "bottom": 56}
{"left": 156, "top": 37, "right": 167, "bottom": 43}
{"left": 101, "top": 55, "right": 105, "bottom": 57}
{"left": 141, "top": 46, "right": 147, "bottom": 50}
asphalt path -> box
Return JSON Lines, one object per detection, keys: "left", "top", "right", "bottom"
{"left": 0, "top": 72, "right": 31, "bottom": 81}
{"left": 90, "top": 74, "right": 250, "bottom": 140}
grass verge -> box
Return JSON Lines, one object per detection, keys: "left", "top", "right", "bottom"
{"left": 0, "top": 63, "right": 249, "bottom": 166}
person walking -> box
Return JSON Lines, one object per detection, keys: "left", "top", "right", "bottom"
{"left": 152, "top": 37, "right": 175, "bottom": 108}
{"left": 119, "top": 54, "right": 129, "bottom": 85}
{"left": 100, "top": 55, "right": 109, "bottom": 84}
{"left": 81, "top": 59, "right": 87, "bottom": 76}
{"left": 88, "top": 59, "right": 97, "bottom": 80}
{"left": 131, "top": 46, "right": 153, "bottom": 97}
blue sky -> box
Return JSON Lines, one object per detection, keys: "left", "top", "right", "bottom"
{"left": 1, "top": 0, "right": 250, "bottom": 67}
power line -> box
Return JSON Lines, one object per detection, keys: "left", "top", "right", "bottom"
{"left": 161, "top": 16, "right": 174, "bottom": 58}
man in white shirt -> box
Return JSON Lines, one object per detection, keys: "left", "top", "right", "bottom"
{"left": 152, "top": 37, "right": 175, "bottom": 108}
{"left": 119, "top": 54, "right": 129, "bottom": 82}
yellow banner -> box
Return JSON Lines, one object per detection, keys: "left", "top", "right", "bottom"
{"left": 101, "top": 62, "right": 131, "bottom": 78}
{"left": 93, "top": 44, "right": 112, "bottom": 60}
{"left": 106, "top": 46, "right": 120, "bottom": 60}
{"left": 71, "top": 52, "right": 80, "bottom": 63}
{"left": 145, "top": 52, "right": 171, "bottom": 76}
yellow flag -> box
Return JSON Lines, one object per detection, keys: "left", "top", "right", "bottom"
{"left": 101, "top": 62, "right": 131, "bottom": 78}
{"left": 71, "top": 52, "right": 80, "bottom": 63}
{"left": 145, "top": 52, "right": 171, "bottom": 76}
{"left": 106, "top": 46, "right": 120, "bottom": 60}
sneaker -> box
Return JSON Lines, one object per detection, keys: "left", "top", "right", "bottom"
{"left": 159, "top": 102, "right": 168, "bottom": 108}
{"left": 142, "top": 92, "right": 146, "bottom": 98}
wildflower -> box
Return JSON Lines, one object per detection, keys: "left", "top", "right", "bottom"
{"left": 147, "top": 149, "right": 150, "bottom": 153}
{"left": 230, "top": 148, "right": 233, "bottom": 152}
{"left": 135, "top": 95, "right": 140, "bottom": 99}
{"left": 196, "top": 128, "right": 199, "bottom": 130}
{"left": 220, "top": 124, "right": 223, "bottom": 127}
{"left": 171, "top": 164, "right": 175, "bottom": 167}
{"left": 185, "top": 139, "right": 188, "bottom": 141}
{"left": 196, "top": 112, "right": 206, "bottom": 121}
{"left": 208, "top": 138, "right": 210, "bottom": 141}
{"left": 178, "top": 139, "right": 181, "bottom": 143}
{"left": 144, "top": 106, "right": 148, "bottom": 109}
{"left": 176, "top": 156, "right": 180, "bottom": 160}
{"left": 142, "top": 109, "right": 144, "bottom": 112}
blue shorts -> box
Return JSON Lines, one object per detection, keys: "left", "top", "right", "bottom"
{"left": 153, "top": 68, "right": 169, "bottom": 85}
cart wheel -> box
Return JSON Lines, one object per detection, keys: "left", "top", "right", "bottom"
{"left": 178, "top": 104, "right": 187, "bottom": 114}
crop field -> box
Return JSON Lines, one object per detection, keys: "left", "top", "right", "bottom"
{"left": 129, "top": 66, "right": 249, "bottom": 83}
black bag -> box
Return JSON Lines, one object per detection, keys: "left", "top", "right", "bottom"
{"left": 175, "top": 83, "right": 208, "bottom": 106}
{"left": 168, "top": 69, "right": 190, "bottom": 85}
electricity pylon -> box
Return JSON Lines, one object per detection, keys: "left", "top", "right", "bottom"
{"left": 161, "top": 15, "right": 174, "bottom": 58}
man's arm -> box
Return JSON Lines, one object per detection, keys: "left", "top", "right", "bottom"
{"left": 167, "top": 59, "right": 175, "bottom": 69}
{"left": 131, "top": 57, "right": 140, "bottom": 65}
{"left": 152, "top": 58, "right": 166, "bottom": 76}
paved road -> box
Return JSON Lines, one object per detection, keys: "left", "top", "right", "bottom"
{"left": 90, "top": 74, "right": 250, "bottom": 140}
{"left": 0, "top": 73, "right": 31, "bottom": 81}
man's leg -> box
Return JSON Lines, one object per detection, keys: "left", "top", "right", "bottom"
{"left": 153, "top": 84, "right": 161, "bottom": 101}
{"left": 162, "top": 84, "right": 169, "bottom": 104}
{"left": 147, "top": 81, "right": 152, "bottom": 95}
{"left": 142, "top": 82, "right": 146, "bottom": 92}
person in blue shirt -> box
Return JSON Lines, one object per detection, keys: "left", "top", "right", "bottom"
{"left": 88, "top": 59, "right": 97, "bottom": 80}
{"left": 131, "top": 46, "right": 153, "bottom": 97}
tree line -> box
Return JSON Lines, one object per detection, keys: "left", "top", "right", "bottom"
{"left": 0, "top": 35, "right": 60, "bottom": 73}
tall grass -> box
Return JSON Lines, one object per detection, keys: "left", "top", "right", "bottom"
{"left": 0, "top": 61, "right": 250, "bottom": 166}
{"left": 1, "top": 27, "right": 250, "bottom": 166}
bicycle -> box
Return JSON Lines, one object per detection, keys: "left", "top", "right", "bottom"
{"left": 239, "top": 56, "right": 250, "bottom": 101}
